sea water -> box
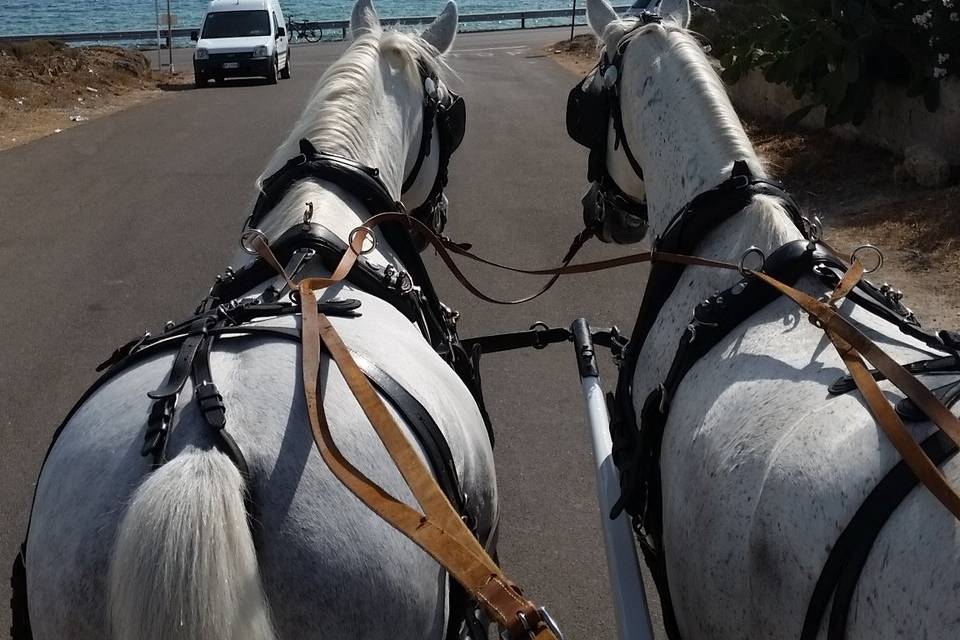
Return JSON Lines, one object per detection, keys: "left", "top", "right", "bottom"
{"left": 0, "top": 0, "right": 593, "bottom": 37}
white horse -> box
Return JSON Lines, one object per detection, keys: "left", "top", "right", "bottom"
{"left": 21, "top": 2, "right": 498, "bottom": 639}
{"left": 583, "top": 1, "right": 960, "bottom": 638}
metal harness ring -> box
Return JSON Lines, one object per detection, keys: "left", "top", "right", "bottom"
{"left": 739, "top": 246, "right": 766, "bottom": 278}
{"left": 851, "top": 244, "right": 884, "bottom": 274}
{"left": 348, "top": 226, "right": 378, "bottom": 256}
{"left": 240, "top": 228, "right": 269, "bottom": 256}
{"left": 802, "top": 215, "right": 823, "bottom": 243}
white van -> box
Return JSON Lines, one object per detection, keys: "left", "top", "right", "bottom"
{"left": 191, "top": 0, "right": 290, "bottom": 88}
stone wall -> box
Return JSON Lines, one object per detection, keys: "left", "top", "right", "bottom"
{"left": 726, "top": 69, "right": 960, "bottom": 184}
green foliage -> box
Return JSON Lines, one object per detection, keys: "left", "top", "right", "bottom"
{"left": 696, "top": 1, "right": 960, "bottom": 126}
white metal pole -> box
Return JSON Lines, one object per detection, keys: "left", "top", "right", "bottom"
{"left": 166, "top": 0, "right": 174, "bottom": 73}
{"left": 571, "top": 319, "right": 654, "bottom": 640}
{"left": 571, "top": 0, "right": 577, "bottom": 41}
{"left": 155, "top": 0, "right": 162, "bottom": 72}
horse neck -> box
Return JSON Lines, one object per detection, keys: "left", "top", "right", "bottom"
{"left": 238, "top": 41, "right": 425, "bottom": 269}
{"left": 620, "top": 26, "right": 803, "bottom": 295}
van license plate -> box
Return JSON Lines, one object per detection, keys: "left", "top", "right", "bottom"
{"left": 222, "top": 62, "right": 239, "bottom": 69}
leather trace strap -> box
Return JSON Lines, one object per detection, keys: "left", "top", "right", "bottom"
{"left": 752, "top": 267, "right": 960, "bottom": 520}
{"left": 292, "top": 240, "right": 561, "bottom": 638}
{"left": 243, "top": 228, "right": 560, "bottom": 639}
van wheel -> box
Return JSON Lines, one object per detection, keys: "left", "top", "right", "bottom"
{"left": 195, "top": 73, "right": 208, "bottom": 88}
{"left": 267, "top": 57, "right": 279, "bottom": 84}
{"left": 280, "top": 54, "right": 291, "bottom": 79}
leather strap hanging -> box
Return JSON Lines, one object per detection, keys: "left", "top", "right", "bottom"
{"left": 751, "top": 268, "right": 960, "bottom": 520}
{"left": 248, "top": 230, "right": 560, "bottom": 639}
{"left": 294, "top": 246, "right": 558, "bottom": 638}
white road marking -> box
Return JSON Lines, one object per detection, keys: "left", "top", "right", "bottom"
{"left": 452, "top": 45, "right": 527, "bottom": 54}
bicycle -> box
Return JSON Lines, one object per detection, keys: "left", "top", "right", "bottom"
{"left": 286, "top": 16, "right": 322, "bottom": 43}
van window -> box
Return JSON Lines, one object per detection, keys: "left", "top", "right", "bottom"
{"left": 201, "top": 10, "right": 271, "bottom": 38}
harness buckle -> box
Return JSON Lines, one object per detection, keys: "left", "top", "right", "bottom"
{"left": 195, "top": 381, "right": 226, "bottom": 430}
{"left": 504, "top": 607, "right": 564, "bottom": 639}
{"left": 530, "top": 321, "right": 551, "bottom": 350}
{"left": 536, "top": 607, "right": 564, "bottom": 640}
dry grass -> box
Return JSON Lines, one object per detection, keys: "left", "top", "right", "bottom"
{"left": 750, "top": 121, "right": 960, "bottom": 326}
{"left": 0, "top": 40, "right": 167, "bottom": 150}
{"left": 546, "top": 34, "right": 599, "bottom": 75}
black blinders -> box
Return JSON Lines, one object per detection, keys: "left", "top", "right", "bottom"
{"left": 566, "top": 70, "right": 611, "bottom": 150}
{"left": 567, "top": 55, "right": 649, "bottom": 245}
{"left": 442, "top": 92, "right": 466, "bottom": 154}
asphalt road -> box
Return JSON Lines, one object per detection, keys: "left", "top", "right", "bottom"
{"left": 0, "top": 27, "right": 656, "bottom": 638}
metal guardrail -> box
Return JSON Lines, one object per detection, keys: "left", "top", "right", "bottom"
{"left": 0, "top": 6, "right": 631, "bottom": 43}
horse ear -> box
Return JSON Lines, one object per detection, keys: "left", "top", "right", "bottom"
{"left": 421, "top": 1, "right": 458, "bottom": 54}
{"left": 587, "top": 0, "right": 619, "bottom": 37}
{"left": 351, "top": 0, "right": 380, "bottom": 37}
{"left": 659, "top": 0, "right": 691, "bottom": 28}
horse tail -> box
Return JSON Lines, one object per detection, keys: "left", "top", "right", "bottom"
{"left": 108, "top": 447, "right": 275, "bottom": 640}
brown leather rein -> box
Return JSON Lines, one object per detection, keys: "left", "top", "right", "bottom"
{"left": 251, "top": 210, "right": 960, "bottom": 639}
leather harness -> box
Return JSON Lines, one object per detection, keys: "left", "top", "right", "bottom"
{"left": 13, "top": 34, "right": 960, "bottom": 640}
{"left": 234, "top": 140, "right": 493, "bottom": 439}
{"left": 587, "top": 165, "right": 960, "bottom": 639}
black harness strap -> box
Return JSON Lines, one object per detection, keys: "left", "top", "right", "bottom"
{"left": 614, "top": 163, "right": 807, "bottom": 490}
{"left": 402, "top": 83, "right": 438, "bottom": 195}
{"left": 250, "top": 140, "right": 401, "bottom": 231}
{"left": 801, "top": 430, "right": 958, "bottom": 640}
{"left": 209, "top": 221, "right": 421, "bottom": 322}
{"left": 191, "top": 332, "right": 250, "bottom": 479}
{"left": 142, "top": 316, "right": 214, "bottom": 466}
{"left": 10, "top": 545, "right": 30, "bottom": 640}
{"left": 353, "top": 351, "right": 470, "bottom": 522}
{"left": 625, "top": 161, "right": 805, "bottom": 361}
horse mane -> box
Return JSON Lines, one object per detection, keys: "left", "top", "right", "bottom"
{"left": 258, "top": 28, "right": 449, "bottom": 185}
{"left": 600, "top": 17, "right": 800, "bottom": 246}
{"left": 600, "top": 18, "right": 766, "bottom": 178}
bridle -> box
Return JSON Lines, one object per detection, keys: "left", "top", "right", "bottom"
{"left": 402, "top": 64, "right": 466, "bottom": 244}
{"left": 566, "top": 11, "right": 663, "bottom": 244}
